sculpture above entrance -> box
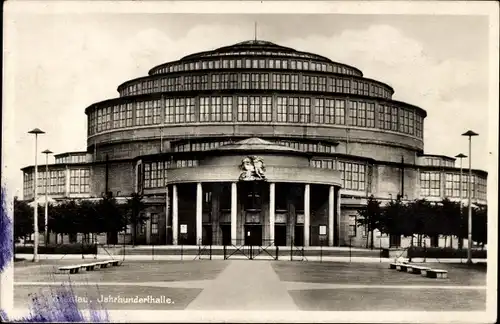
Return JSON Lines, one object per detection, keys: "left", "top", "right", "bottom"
{"left": 239, "top": 156, "right": 266, "bottom": 181}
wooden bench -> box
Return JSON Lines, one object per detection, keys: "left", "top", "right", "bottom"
{"left": 109, "top": 260, "right": 122, "bottom": 266}
{"left": 79, "top": 263, "right": 98, "bottom": 271}
{"left": 396, "top": 263, "right": 410, "bottom": 272}
{"left": 95, "top": 261, "right": 112, "bottom": 268}
{"left": 421, "top": 269, "right": 448, "bottom": 279}
{"left": 406, "top": 265, "right": 430, "bottom": 274}
{"left": 58, "top": 265, "right": 81, "bottom": 274}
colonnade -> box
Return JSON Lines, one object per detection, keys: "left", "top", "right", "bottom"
{"left": 169, "top": 182, "right": 340, "bottom": 246}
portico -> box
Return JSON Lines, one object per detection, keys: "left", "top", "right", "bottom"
{"left": 164, "top": 138, "right": 342, "bottom": 247}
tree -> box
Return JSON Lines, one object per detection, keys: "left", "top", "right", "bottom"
{"left": 472, "top": 204, "right": 487, "bottom": 248}
{"left": 96, "top": 193, "right": 127, "bottom": 244}
{"left": 356, "top": 195, "right": 382, "bottom": 249}
{"left": 13, "top": 197, "right": 34, "bottom": 242}
{"left": 125, "top": 192, "right": 148, "bottom": 246}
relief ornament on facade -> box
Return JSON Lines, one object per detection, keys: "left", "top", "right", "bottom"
{"left": 239, "top": 156, "right": 266, "bottom": 181}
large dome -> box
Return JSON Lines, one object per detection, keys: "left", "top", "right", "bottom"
{"left": 148, "top": 39, "right": 363, "bottom": 77}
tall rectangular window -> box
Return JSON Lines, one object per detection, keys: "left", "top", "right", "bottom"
{"left": 151, "top": 213, "right": 159, "bottom": 235}
{"left": 303, "top": 76, "right": 310, "bottom": 91}
{"left": 261, "top": 97, "right": 272, "bottom": 122}
{"left": 282, "top": 74, "right": 290, "bottom": 90}
{"left": 136, "top": 102, "right": 145, "bottom": 126}
{"left": 277, "top": 97, "right": 287, "bottom": 122}
{"left": 335, "top": 100, "right": 345, "bottom": 125}
{"left": 237, "top": 97, "right": 249, "bottom": 121}
{"left": 126, "top": 103, "right": 133, "bottom": 126}
{"left": 175, "top": 98, "right": 185, "bottom": 123}
{"left": 70, "top": 169, "right": 80, "bottom": 193}
{"left": 165, "top": 99, "right": 175, "bottom": 123}
{"left": 251, "top": 74, "right": 259, "bottom": 89}
{"left": 318, "top": 77, "right": 327, "bottom": 91}
{"left": 260, "top": 73, "right": 269, "bottom": 89}
{"left": 241, "top": 73, "right": 250, "bottom": 89}
{"left": 315, "top": 98, "right": 325, "bottom": 124}
{"left": 300, "top": 98, "right": 311, "bottom": 123}
{"left": 289, "top": 98, "right": 299, "bottom": 123}
{"left": 358, "top": 102, "right": 366, "bottom": 127}
{"left": 113, "top": 106, "right": 120, "bottom": 128}
{"left": 366, "top": 103, "right": 375, "bottom": 127}
{"left": 249, "top": 97, "right": 260, "bottom": 122}
{"left": 222, "top": 96, "right": 233, "bottom": 121}
{"left": 391, "top": 107, "right": 398, "bottom": 131}
{"left": 349, "top": 101, "right": 358, "bottom": 126}
{"left": 211, "top": 74, "right": 220, "bottom": 90}
{"left": 211, "top": 97, "right": 222, "bottom": 122}
{"left": 291, "top": 75, "right": 299, "bottom": 90}
{"left": 144, "top": 101, "right": 153, "bottom": 125}
{"left": 199, "top": 97, "right": 210, "bottom": 122}
{"left": 310, "top": 76, "right": 318, "bottom": 91}
{"left": 325, "top": 99, "right": 334, "bottom": 124}
{"left": 185, "top": 98, "right": 195, "bottom": 122}
{"left": 416, "top": 114, "right": 423, "bottom": 138}
{"left": 201, "top": 75, "right": 208, "bottom": 90}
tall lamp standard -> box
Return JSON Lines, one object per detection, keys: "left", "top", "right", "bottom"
{"left": 455, "top": 153, "right": 467, "bottom": 249}
{"left": 28, "top": 128, "right": 45, "bottom": 262}
{"left": 42, "top": 149, "right": 53, "bottom": 246}
{"left": 461, "top": 130, "right": 479, "bottom": 264}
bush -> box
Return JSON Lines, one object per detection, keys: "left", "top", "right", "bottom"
{"left": 15, "top": 244, "right": 97, "bottom": 255}
{"left": 408, "top": 246, "right": 487, "bottom": 259}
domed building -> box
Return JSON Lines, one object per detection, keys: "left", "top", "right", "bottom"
{"left": 21, "top": 40, "right": 488, "bottom": 248}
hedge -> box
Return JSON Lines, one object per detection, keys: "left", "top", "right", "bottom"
{"left": 15, "top": 244, "right": 97, "bottom": 255}
{"left": 408, "top": 246, "right": 487, "bottom": 259}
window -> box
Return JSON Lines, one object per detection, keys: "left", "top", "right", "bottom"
{"left": 318, "top": 77, "right": 327, "bottom": 91}
{"left": 415, "top": 114, "right": 423, "bottom": 138}
{"left": 222, "top": 96, "right": 233, "bottom": 121}
{"left": 277, "top": 97, "right": 287, "bottom": 122}
{"left": 310, "top": 76, "right": 318, "bottom": 91}
{"left": 349, "top": 215, "right": 357, "bottom": 236}
{"left": 338, "top": 161, "right": 366, "bottom": 191}
{"left": 289, "top": 98, "right": 299, "bottom": 123}
{"left": 211, "top": 74, "right": 220, "bottom": 90}
{"left": 335, "top": 100, "right": 345, "bottom": 125}
{"left": 165, "top": 99, "right": 175, "bottom": 123}
{"left": 315, "top": 99, "right": 325, "bottom": 123}
{"left": 400, "top": 109, "right": 410, "bottom": 134}
{"left": 136, "top": 102, "right": 145, "bottom": 126}
{"left": 303, "top": 76, "right": 310, "bottom": 91}
{"left": 391, "top": 107, "right": 398, "bottom": 131}
{"left": 241, "top": 73, "right": 250, "bottom": 89}
{"left": 151, "top": 213, "right": 159, "bottom": 235}
{"left": 291, "top": 75, "right": 299, "bottom": 90}
{"left": 420, "top": 172, "right": 441, "bottom": 197}
{"left": 70, "top": 169, "right": 80, "bottom": 193}
{"left": 211, "top": 97, "right": 222, "bottom": 122}
{"left": 366, "top": 103, "right": 375, "bottom": 127}
{"left": 237, "top": 97, "right": 249, "bottom": 121}
{"left": 261, "top": 97, "right": 272, "bottom": 122}
{"left": 199, "top": 97, "right": 210, "bottom": 122}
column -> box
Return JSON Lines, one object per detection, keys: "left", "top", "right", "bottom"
{"left": 196, "top": 182, "right": 203, "bottom": 245}
{"left": 165, "top": 186, "right": 169, "bottom": 245}
{"left": 304, "top": 184, "right": 310, "bottom": 247}
{"left": 145, "top": 212, "right": 151, "bottom": 245}
{"left": 231, "top": 182, "right": 237, "bottom": 245}
{"left": 335, "top": 188, "right": 341, "bottom": 246}
{"left": 269, "top": 182, "right": 275, "bottom": 245}
{"left": 328, "top": 186, "right": 334, "bottom": 247}
{"left": 65, "top": 166, "right": 70, "bottom": 197}
{"left": 172, "top": 184, "right": 178, "bottom": 245}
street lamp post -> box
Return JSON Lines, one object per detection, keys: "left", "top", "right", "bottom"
{"left": 28, "top": 128, "right": 45, "bottom": 262}
{"left": 461, "top": 130, "right": 478, "bottom": 264}
{"left": 42, "top": 149, "right": 53, "bottom": 246}
{"left": 455, "top": 153, "right": 467, "bottom": 250}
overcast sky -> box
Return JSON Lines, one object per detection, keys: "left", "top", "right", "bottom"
{"left": 3, "top": 4, "right": 496, "bottom": 198}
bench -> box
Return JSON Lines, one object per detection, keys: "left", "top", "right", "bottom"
{"left": 79, "top": 263, "right": 98, "bottom": 271}
{"left": 421, "top": 269, "right": 448, "bottom": 279}
{"left": 396, "top": 263, "right": 410, "bottom": 272}
{"left": 95, "top": 261, "right": 112, "bottom": 268}
{"left": 58, "top": 265, "right": 81, "bottom": 274}
{"left": 109, "top": 260, "right": 122, "bottom": 266}
{"left": 406, "top": 265, "right": 430, "bottom": 274}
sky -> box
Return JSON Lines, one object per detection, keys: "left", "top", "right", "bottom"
{"left": 2, "top": 3, "right": 496, "bottom": 198}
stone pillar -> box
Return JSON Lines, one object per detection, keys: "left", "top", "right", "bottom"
{"left": 335, "top": 188, "right": 341, "bottom": 246}
{"left": 304, "top": 184, "right": 310, "bottom": 247}
{"left": 328, "top": 186, "right": 334, "bottom": 247}
{"left": 269, "top": 182, "right": 275, "bottom": 245}
{"left": 172, "top": 184, "right": 178, "bottom": 245}
{"left": 231, "top": 182, "right": 237, "bottom": 245}
{"left": 165, "top": 186, "right": 170, "bottom": 245}
{"left": 145, "top": 212, "right": 151, "bottom": 245}
{"left": 196, "top": 182, "right": 203, "bottom": 245}
{"left": 65, "top": 166, "right": 70, "bottom": 197}
{"left": 211, "top": 184, "right": 221, "bottom": 245}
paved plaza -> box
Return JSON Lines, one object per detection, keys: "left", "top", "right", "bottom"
{"left": 14, "top": 259, "right": 486, "bottom": 311}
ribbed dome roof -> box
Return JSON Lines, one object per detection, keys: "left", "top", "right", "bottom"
{"left": 180, "top": 39, "right": 332, "bottom": 62}
{"left": 213, "top": 137, "right": 301, "bottom": 153}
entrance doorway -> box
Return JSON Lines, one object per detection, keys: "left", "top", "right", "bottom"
{"left": 294, "top": 225, "right": 304, "bottom": 246}
{"left": 220, "top": 224, "right": 231, "bottom": 245}
{"left": 274, "top": 225, "right": 287, "bottom": 246}
{"left": 244, "top": 224, "right": 262, "bottom": 246}
{"left": 202, "top": 225, "right": 212, "bottom": 245}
